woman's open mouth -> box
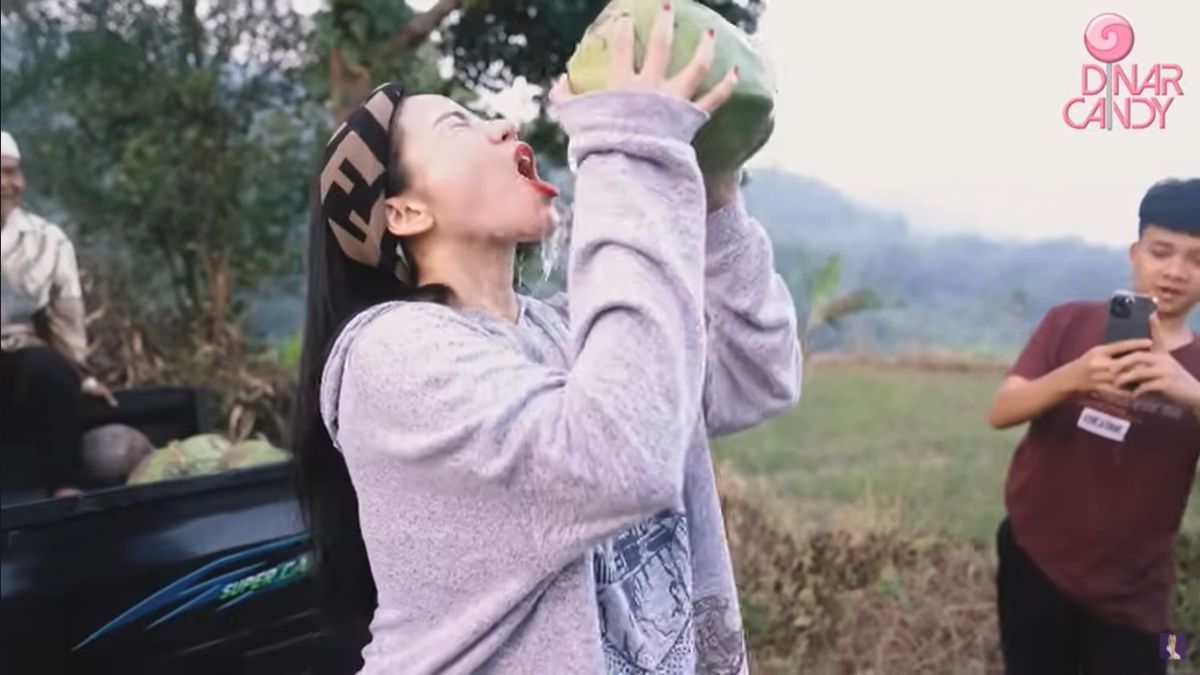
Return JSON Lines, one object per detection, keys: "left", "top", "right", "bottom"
{"left": 514, "top": 143, "right": 559, "bottom": 198}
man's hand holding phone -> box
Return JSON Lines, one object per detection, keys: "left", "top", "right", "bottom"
{"left": 1066, "top": 338, "right": 1154, "bottom": 399}
{"left": 1113, "top": 314, "right": 1200, "bottom": 418}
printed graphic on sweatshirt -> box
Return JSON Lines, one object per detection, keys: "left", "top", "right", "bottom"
{"left": 693, "top": 594, "right": 747, "bottom": 675}
{"left": 594, "top": 510, "right": 695, "bottom": 673}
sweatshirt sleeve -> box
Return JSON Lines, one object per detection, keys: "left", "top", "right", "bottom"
{"left": 329, "top": 90, "right": 711, "bottom": 562}
{"left": 701, "top": 191, "right": 803, "bottom": 436}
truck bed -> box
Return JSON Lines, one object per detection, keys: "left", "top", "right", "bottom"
{"left": 1, "top": 462, "right": 358, "bottom": 674}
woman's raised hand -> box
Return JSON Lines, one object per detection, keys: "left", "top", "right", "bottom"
{"left": 551, "top": 2, "right": 738, "bottom": 114}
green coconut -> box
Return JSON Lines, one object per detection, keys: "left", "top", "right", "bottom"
{"left": 221, "top": 438, "right": 291, "bottom": 471}
{"left": 127, "top": 433, "right": 231, "bottom": 485}
{"left": 566, "top": 0, "right": 775, "bottom": 176}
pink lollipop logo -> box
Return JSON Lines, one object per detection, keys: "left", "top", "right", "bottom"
{"left": 1063, "top": 14, "right": 1185, "bottom": 131}
{"left": 1084, "top": 13, "right": 1134, "bottom": 64}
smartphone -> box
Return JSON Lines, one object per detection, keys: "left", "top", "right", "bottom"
{"left": 1103, "top": 291, "right": 1157, "bottom": 391}
{"left": 1103, "top": 290, "right": 1156, "bottom": 345}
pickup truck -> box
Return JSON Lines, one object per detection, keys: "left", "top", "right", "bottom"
{"left": 0, "top": 387, "right": 362, "bottom": 674}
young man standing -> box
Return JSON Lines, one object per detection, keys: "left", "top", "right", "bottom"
{"left": 988, "top": 177, "right": 1200, "bottom": 675}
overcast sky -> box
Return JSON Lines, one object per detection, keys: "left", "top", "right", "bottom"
{"left": 480, "top": 1, "right": 1198, "bottom": 247}
{"left": 746, "top": 0, "right": 1198, "bottom": 247}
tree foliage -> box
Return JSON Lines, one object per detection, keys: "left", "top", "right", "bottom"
{"left": 1, "top": 0, "right": 767, "bottom": 342}
{"left": 804, "top": 255, "right": 883, "bottom": 333}
{"left": 317, "top": 0, "right": 763, "bottom": 121}
{"left": 2, "top": 0, "right": 322, "bottom": 339}
{"left": 444, "top": 0, "right": 763, "bottom": 93}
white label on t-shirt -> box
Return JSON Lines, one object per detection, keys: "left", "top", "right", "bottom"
{"left": 1077, "top": 407, "right": 1131, "bottom": 442}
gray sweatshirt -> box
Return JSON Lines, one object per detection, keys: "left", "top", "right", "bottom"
{"left": 319, "top": 90, "right": 802, "bottom": 674}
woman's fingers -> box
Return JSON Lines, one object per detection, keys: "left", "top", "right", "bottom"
{"left": 641, "top": 2, "right": 675, "bottom": 81}
{"left": 670, "top": 27, "right": 716, "bottom": 100}
{"left": 609, "top": 14, "right": 636, "bottom": 85}
{"left": 585, "top": 3, "right": 734, "bottom": 113}
{"left": 548, "top": 74, "right": 574, "bottom": 106}
{"left": 695, "top": 65, "right": 738, "bottom": 113}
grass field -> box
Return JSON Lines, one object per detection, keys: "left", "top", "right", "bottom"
{"left": 712, "top": 359, "right": 1200, "bottom": 673}
{"left": 714, "top": 358, "right": 1200, "bottom": 543}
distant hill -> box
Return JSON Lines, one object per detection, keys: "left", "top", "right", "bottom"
{"left": 741, "top": 170, "right": 1196, "bottom": 357}
{"left": 245, "top": 169, "right": 1197, "bottom": 358}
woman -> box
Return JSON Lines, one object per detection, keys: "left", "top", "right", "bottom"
{"left": 291, "top": 5, "right": 802, "bottom": 673}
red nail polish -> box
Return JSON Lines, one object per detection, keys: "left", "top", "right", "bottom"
{"left": 663, "top": 2, "right": 671, "bottom": 10}
{"left": 706, "top": 28, "right": 715, "bottom": 38}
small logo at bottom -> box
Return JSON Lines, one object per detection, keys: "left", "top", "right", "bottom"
{"left": 1160, "top": 632, "right": 1187, "bottom": 661}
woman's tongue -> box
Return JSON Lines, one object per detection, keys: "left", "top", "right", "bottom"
{"left": 515, "top": 154, "right": 559, "bottom": 198}
{"left": 525, "top": 176, "right": 559, "bottom": 198}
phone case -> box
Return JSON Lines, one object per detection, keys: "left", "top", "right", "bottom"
{"left": 1103, "top": 291, "right": 1156, "bottom": 344}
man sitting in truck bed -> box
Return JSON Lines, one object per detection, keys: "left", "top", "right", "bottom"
{"left": 1, "top": 130, "right": 117, "bottom": 499}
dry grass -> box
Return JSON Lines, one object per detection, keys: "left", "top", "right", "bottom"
{"left": 719, "top": 468, "right": 1004, "bottom": 674}
{"left": 80, "top": 263, "right": 295, "bottom": 444}
{"left": 721, "top": 469, "right": 1199, "bottom": 673}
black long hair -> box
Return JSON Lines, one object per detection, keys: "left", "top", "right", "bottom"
{"left": 288, "top": 94, "right": 448, "bottom": 665}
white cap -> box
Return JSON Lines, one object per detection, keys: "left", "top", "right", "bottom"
{"left": 1, "top": 131, "right": 20, "bottom": 161}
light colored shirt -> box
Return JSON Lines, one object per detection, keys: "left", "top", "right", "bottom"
{"left": 1, "top": 207, "right": 90, "bottom": 368}
{"left": 319, "top": 90, "right": 802, "bottom": 674}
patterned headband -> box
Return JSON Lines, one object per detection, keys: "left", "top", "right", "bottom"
{"left": 319, "top": 82, "right": 412, "bottom": 284}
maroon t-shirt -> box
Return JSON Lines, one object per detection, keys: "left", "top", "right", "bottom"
{"left": 1005, "top": 300, "right": 1200, "bottom": 633}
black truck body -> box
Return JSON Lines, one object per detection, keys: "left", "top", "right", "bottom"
{"left": 0, "top": 388, "right": 360, "bottom": 674}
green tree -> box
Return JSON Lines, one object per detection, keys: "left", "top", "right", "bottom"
{"left": 317, "top": 0, "right": 764, "bottom": 126}
{"left": 2, "top": 0, "right": 768, "bottom": 338}
{"left": 2, "top": 0, "right": 321, "bottom": 340}
{"left": 795, "top": 255, "right": 882, "bottom": 349}
{"left": 316, "top": 0, "right": 471, "bottom": 122}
